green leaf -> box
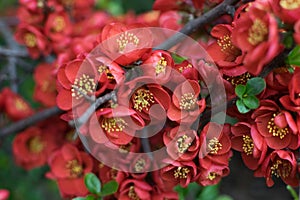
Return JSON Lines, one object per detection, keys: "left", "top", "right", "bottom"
{"left": 242, "top": 95, "right": 260, "bottom": 109}
{"left": 286, "top": 185, "right": 299, "bottom": 200}
{"left": 100, "top": 180, "right": 119, "bottom": 197}
{"left": 245, "top": 77, "right": 266, "bottom": 96}
{"left": 84, "top": 173, "right": 101, "bottom": 194}
{"left": 283, "top": 32, "right": 294, "bottom": 49}
{"left": 216, "top": 195, "right": 234, "bottom": 200}
{"left": 72, "top": 197, "right": 86, "bottom": 200}
{"left": 236, "top": 99, "right": 251, "bottom": 114}
{"left": 235, "top": 84, "right": 246, "bottom": 98}
{"left": 287, "top": 45, "right": 300, "bottom": 66}
{"left": 86, "top": 195, "right": 97, "bottom": 200}
{"left": 174, "top": 185, "right": 189, "bottom": 200}
{"left": 197, "top": 184, "right": 219, "bottom": 200}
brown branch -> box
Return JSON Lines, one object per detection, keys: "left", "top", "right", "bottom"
{"left": 0, "top": 106, "right": 63, "bottom": 138}
{"left": 0, "top": 47, "right": 28, "bottom": 57}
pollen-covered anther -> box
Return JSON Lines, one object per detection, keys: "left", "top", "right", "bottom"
{"left": 208, "top": 137, "right": 222, "bottom": 154}
{"left": 267, "top": 113, "right": 289, "bottom": 139}
{"left": 98, "top": 65, "right": 115, "bottom": 80}
{"left": 28, "top": 136, "right": 44, "bottom": 153}
{"left": 207, "top": 172, "right": 218, "bottom": 180}
{"left": 155, "top": 57, "right": 167, "bottom": 74}
{"left": 217, "top": 35, "right": 239, "bottom": 55}
{"left": 128, "top": 186, "right": 140, "bottom": 200}
{"left": 242, "top": 135, "right": 254, "bottom": 155}
{"left": 179, "top": 64, "right": 192, "bottom": 73}
{"left": 71, "top": 74, "right": 96, "bottom": 100}
{"left": 270, "top": 159, "right": 291, "bottom": 178}
{"left": 280, "top": 0, "right": 300, "bottom": 9}
{"left": 176, "top": 135, "right": 192, "bottom": 154}
{"left": 101, "top": 117, "right": 128, "bottom": 133}
{"left": 225, "top": 72, "right": 252, "bottom": 87}
{"left": 116, "top": 31, "right": 139, "bottom": 52}
{"left": 173, "top": 167, "right": 190, "bottom": 179}
{"left": 66, "top": 160, "right": 83, "bottom": 178}
{"left": 248, "top": 19, "right": 268, "bottom": 46}
{"left": 24, "top": 33, "right": 37, "bottom": 48}
{"left": 179, "top": 93, "right": 197, "bottom": 111}
{"left": 133, "top": 89, "right": 155, "bottom": 112}
{"left": 53, "top": 16, "right": 65, "bottom": 32}
{"left": 15, "top": 99, "right": 28, "bottom": 111}
{"left": 134, "top": 158, "right": 146, "bottom": 173}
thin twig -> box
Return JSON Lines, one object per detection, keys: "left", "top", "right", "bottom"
{"left": 0, "top": 47, "right": 28, "bottom": 57}
{"left": 155, "top": 0, "right": 240, "bottom": 50}
{"left": 0, "top": 106, "right": 63, "bottom": 138}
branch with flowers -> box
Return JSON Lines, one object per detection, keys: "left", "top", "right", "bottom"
{"left": 1, "top": 0, "right": 300, "bottom": 200}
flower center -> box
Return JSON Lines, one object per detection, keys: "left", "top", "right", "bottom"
{"left": 71, "top": 74, "right": 96, "bottom": 100}
{"left": 178, "top": 64, "right": 192, "bottom": 73}
{"left": 134, "top": 158, "right": 146, "bottom": 173}
{"left": 119, "top": 142, "right": 132, "bottom": 153}
{"left": 242, "top": 135, "right": 254, "bottom": 155}
{"left": 280, "top": 0, "right": 300, "bottom": 9}
{"left": 24, "top": 33, "right": 37, "bottom": 48}
{"left": 176, "top": 135, "right": 192, "bottom": 154}
{"left": 28, "top": 136, "right": 44, "bottom": 153}
{"left": 66, "top": 160, "right": 83, "bottom": 178}
{"left": 217, "top": 35, "right": 240, "bottom": 56}
{"left": 133, "top": 89, "right": 155, "bottom": 112}
{"left": 224, "top": 72, "right": 252, "bottom": 87}
{"left": 248, "top": 19, "right": 268, "bottom": 46}
{"left": 179, "top": 93, "right": 197, "bottom": 111}
{"left": 155, "top": 57, "right": 167, "bottom": 75}
{"left": 116, "top": 31, "right": 139, "bottom": 52}
{"left": 270, "top": 159, "right": 291, "bottom": 178}
{"left": 53, "top": 16, "right": 65, "bottom": 32}
{"left": 98, "top": 65, "right": 115, "bottom": 80}
{"left": 267, "top": 113, "right": 289, "bottom": 139}
{"left": 41, "top": 81, "right": 56, "bottom": 92}
{"left": 101, "top": 117, "right": 128, "bottom": 133}
{"left": 128, "top": 186, "right": 140, "bottom": 200}
{"left": 173, "top": 167, "right": 190, "bottom": 179}
{"left": 15, "top": 99, "right": 28, "bottom": 111}
{"left": 208, "top": 137, "right": 222, "bottom": 154}
{"left": 207, "top": 172, "right": 218, "bottom": 180}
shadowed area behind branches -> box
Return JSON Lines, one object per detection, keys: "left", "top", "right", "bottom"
{"left": 220, "top": 151, "right": 293, "bottom": 200}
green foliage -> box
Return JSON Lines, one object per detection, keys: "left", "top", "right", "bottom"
{"left": 286, "top": 185, "right": 299, "bottom": 200}
{"left": 101, "top": 180, "right": 119, "bottom": 196}
{"left": 174, "top": 183, "right": 233, "bottom": 200}
{"left": 235, "top": 77, "right": 266, "bottom": 114}
{"left": 85, "top": 173, "right": 102, "bottom": 194}
{"left": 287, "top": 45, "right": 300, "bottom": 66}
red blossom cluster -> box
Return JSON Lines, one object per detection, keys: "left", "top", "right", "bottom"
{"left": 4, "top": 0, "right": 300, "bottom": 199}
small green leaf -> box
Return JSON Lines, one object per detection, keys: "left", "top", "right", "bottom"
{"left": 236, "top": 99, "right": 251, "bottom": 114}
{"left": 286, "top": 185, "right": 299, "bottom": 200}
{"left": 72, "top": 197, "right": 86, "bottom": 200}
{"left": 100, "top": 180, "right": 119, "bottom": 197}
{"left": 287, "top": 45, "right": 300, "bottom": 66}
{"left": 283, "top": 32, "right": 294, "bottom": 49}
{"left": 235, "top": 84, "right": 246, "bottom": 98}
{"left": 174, "top": 185, "right": 189, "bottom": 200}
{"left": 86, "top": 195, "right": 97, "bottom": 200}
{"left": 242, "top": 95, "right": 260, "bottom": 109}
{"left": 216, "top": 195, "right": 234, "bottom": 200}
{"left": 246, "top": 77, "right": 266, "bottom": 95}
{"left": 84, "top": 173, "right": 101, "bottom": 194}
{"left": 197, "top": 184, "right": 219, "bottom": 200}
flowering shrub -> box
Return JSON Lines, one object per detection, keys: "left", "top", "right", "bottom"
{"left": 1, "top": 0, "right": 300, "bottom": 199}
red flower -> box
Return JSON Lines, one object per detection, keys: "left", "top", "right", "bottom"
{"left": 33, "top": 63, "right": 57, "bottom": 107}
{"left": 97, "top": 163, "right": 128, "bottom": 185}
{"left": 13, "top": 126, "right": 59, "bottom": 170}
{"left": 153, "top": 0, "right": 181, "bottom": 11}
{"left": 89, "top": 106, "right": 144, "bottom": 145}
{"left": 199, "top": 123, "right": 232, "bottom": 167}
{"left": 280, "top": 68, "right": 300, "bottom": 112}
{"left": 142, "top": 50, "right": 174, "bottom": 84}
{"left": 167, "top": 80, "right": 206, "bottom": 124}
{"left": 98, "top": 22, "right": 153, "bottom": 66}
{"left": 47, "top": 144, "right": 93, "bottom": 198}
{"left": 15, "top": 23, "right": 51, "bottom": 59}
{"left": 160, "top": 159, "right": 197, "bottom": 188}
{"left": 206, "top": 24, "right": 245, "bottom": 76}
{"left": 173, "top": 60, "right": 200, "bottom": 82}
{"left": 2, "top": 88, "right": 34, "bottom": 121}
{"left": 258, "top": 150, "right": 298, "bottom": 187}
{"left": 197, "top": 164, "right": 230, "bottom": 186}
{"left": 118, "top": 179, "right": 152, "bottom": 200}
{"left": 252, "top": 100, "right": 299, "bottom": 149}
{"left": 0, "top": 189, "right": 9, "bottom": 200}
{"left": 158, "top": 11, "right": 183, "bottom": 32}
{"left": 44, "top": 12, "right": 72, "bottom": 41}
{"left": 163, "top": 126, "right": 200, "bottom": 161}
{"left": 270, "top": 0, "right": 300, "bottom": 24}
{"left": 56, "top": 57, "right": 99, "bottom": 111}
{"left": 231, "top": 122, "right": 268, "bottom": 170}
{"left": 294, "top": 20, "right": 300, "bottom": 45}
{"left": 151, "top": 186, "right": 178, "bottom": 200}
{"left": 232, "top": 5, "right": 283, "bottom": 75}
